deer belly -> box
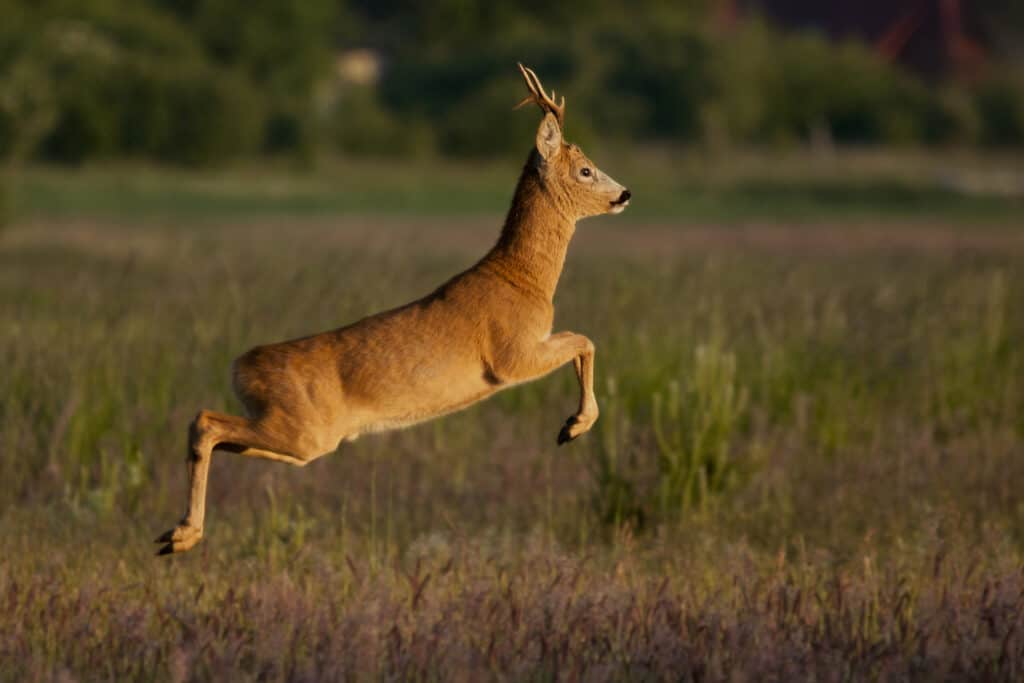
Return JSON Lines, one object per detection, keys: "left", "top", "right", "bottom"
{"left": 353, "top": 372, "right": 497, "bottom": 435}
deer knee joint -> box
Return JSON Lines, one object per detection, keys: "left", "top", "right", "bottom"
{"left": 188, "top": 411, "right": 216, "bottom": 459}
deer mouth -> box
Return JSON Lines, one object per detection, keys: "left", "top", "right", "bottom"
{"left": 609, "top": 189, "right": 631, "bottom": 213}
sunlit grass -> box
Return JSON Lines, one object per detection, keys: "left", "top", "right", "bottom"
{"left": 0, "top": 168, "right": 1022, "bottom": 677}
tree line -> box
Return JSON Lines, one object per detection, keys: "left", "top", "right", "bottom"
{"left": 1, "top": 0, "right": 1022, "bottom": 166}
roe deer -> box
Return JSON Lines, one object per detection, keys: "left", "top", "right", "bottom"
{"left": 157, "top": 64, "right": 631, "bottom": 555}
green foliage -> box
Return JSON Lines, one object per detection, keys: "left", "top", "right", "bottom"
{"left": 0, "top": 1, "right": 266, "bottom": 165}
{"left": 710, "top": 22, "right": 963, "bottom": 146}
{"left": 652, "top": 344, "right": 749, "bottom": 517}
{"left": 0, "top": 0, "right": 325, "bottom": 165}
{"left": 973, "top": 72, "right": 1024, "bottom": 147}
{"left": 0, "top": 179, "right": 8, "bottom": 229}
{"left": 0, "top": 5, "right": 57, "bottom": 162}
{"left": 40, "top": 65, "right": 118, "bottom": 163}
{"left": 154, "top": 65, "right": 264, "bottom": 165}
{"left": 40, "top": 56, "right": 264, "bottom": 166}
{"left": 332, "top": 86, "right": 434, "bottom": 158}
{"left": 590, "top": 16, "right": 713, "bottom": 141}
{"left": 174, "top": 0, "right": 336, "bottom": 92}
{"left": 169, "top": 0, "right": 338, "bottom": 155}
{"left": 584, "top": 343, "right": 752, "bottom": 531}
{"left": 587, "top": 378, "right": 646, "bottom": 530}
{"left": 1, "top": 1, "right": 1024, "bottom": 162}
{"left": 380, "top": 42, "right": 569, "bottom": 158}
{"left": 928, "top": 269, "right": 1019, "bottom": 438}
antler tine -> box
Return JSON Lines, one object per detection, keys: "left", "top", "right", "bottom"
{"left": 514, "top": 62, "right": 566, "bottom": 127}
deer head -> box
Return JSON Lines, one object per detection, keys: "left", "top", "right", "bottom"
{"left": 515, "top": 63, "right": 631, "bottom": 218}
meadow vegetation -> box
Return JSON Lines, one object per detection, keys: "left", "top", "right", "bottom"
{"left": 1, "top": 161, "right": 1022, "bottom": 678}
{"left": 9, "top": 150, "right": 1024, "bottom": 223}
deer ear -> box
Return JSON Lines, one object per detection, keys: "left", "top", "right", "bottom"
{"left": 535, "top": 113, "right": 562, "bottom": 161}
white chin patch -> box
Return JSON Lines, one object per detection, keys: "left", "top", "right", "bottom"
{"left": 609, "top": 200, "right": 629, "bottom": 214}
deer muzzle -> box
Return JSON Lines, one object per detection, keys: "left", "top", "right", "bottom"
{"left": 609, "top": 189, "right": 631, "bottom": 213}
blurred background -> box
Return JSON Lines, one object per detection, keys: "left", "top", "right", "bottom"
{"left": 2, "top": 0, "right": 1023, "bottom": 167}
{"left": 2, "top": 2, "right": 1024, "bottom": 678}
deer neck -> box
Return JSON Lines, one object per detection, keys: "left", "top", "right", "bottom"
{"left": 483, "top": 167, "right": 576, "bottom": 302}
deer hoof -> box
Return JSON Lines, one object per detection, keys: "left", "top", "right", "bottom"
{"left": 557, "top": 416, "right": 580, "bottom": 445}
{"left": 558, "top": 413, "right": 598, "bottom": 445}
{"left": 155, "top": 524, "right": 203, "bottom": 555}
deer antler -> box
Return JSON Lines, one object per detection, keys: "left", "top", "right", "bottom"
{"left": 514, "top": 63, "right": 565, "bottom": 128}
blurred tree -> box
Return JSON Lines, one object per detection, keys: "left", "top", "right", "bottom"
{"left": 156, "top": 0, "right": 338, "bottom": 153}
{"left": 973, "top": 72, "right": 1024, "bottom": 146}
{"left": 371, "top": 3, "right": 713, "bottom": 155}
{"left": 591, "top": 14, "right": 713, "bottom": 141}
{"left": 978, "top": 1, "right": 1024, "bottom": 63}
{"left": 709, "top": 20, "right": 965, "bottom": 146}
{"left": 0, "top": 0, "right": 1021, "bottom": 164}
{"left": 0, "top": 4, "right": 58, "bottom": 162}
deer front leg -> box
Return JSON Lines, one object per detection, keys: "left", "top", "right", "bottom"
{"left": 560, "top": 335, "right": 598, "bottom": 444}
{"left": 500, "top": 331, "right": 598, "bottom": 445}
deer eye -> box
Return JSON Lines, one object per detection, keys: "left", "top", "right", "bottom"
{"left": 580, "top": 167, "right": 592, "bottom": 178}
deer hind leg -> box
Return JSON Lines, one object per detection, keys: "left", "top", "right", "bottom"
{"left": 156, "top": 409, "right": 315, "bottom": 556}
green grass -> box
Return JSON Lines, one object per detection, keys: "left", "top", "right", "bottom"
{"left": 1, "top": 160, "right": 1023, "bottom": 678}
{"left": 8, "top": 148, "right": 1024, "bottom": 223}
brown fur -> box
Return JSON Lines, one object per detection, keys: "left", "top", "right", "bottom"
{"left": 157, "top": 64, "right": 631, "bottom": 554}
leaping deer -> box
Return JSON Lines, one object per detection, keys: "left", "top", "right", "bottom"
{"left": 157, "top": 64, "right": 631, "bottom": 555}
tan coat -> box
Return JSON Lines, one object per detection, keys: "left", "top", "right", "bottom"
{"left": 157, "top": 65, "right": 631, "bottom": 554}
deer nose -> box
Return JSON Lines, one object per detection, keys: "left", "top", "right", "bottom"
{"left": 618, "top": 189, "right": 631, "bottom": 203}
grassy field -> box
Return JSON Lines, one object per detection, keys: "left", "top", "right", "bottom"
{"left": 8, "top": 148, "right": 1024, "bottom": 223}
{"left": 1, "top": 157, "right": 1024, "bottom": 680}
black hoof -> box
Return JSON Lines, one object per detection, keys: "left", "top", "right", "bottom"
{"left": 155, "top": 530, "right": 174, "bottom": 544}
{"left": 156, "top": 544, "right": 174, "bottom": 556}
{"left": 557, "top": 416, "right": 578, "bottom": 446}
